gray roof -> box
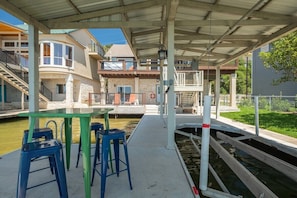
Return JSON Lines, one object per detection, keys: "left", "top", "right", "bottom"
{"left": 1, "top": 0, "right": 297, "bottom": 67}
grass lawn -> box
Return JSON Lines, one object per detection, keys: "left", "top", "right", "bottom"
{"left": 220, "top": 107, "right": 297, "bottom": 138}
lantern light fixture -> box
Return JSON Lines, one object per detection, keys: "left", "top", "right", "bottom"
{"left": 158, "top": 49, "right": 167, "bottom": 60}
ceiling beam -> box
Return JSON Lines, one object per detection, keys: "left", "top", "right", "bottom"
{"left": 175, "top": 34, "right": 265, "bottom": 40}
{"left": 175, "top": 19, "right": 295, "bottom": 26}
{"left": 44, "top": 0, "right": 166, "bottom": 23}
{"left": 180, "top": 0, "right": 297, "bottom": 21}
{"left": 46, "top": 21, "right": 166, "bottom": 29}
{"left": 132, "top": 29, "right": 164, "bottom": 37}
{"left": 175, "top": 41, "right": 254, "bottom": 48}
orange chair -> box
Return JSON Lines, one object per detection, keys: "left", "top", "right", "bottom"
{"left": 113, "top": 93, "right": 121, "bottom": 105}
{"left": 129, "top": 94, "right": 136, "bottom": 104}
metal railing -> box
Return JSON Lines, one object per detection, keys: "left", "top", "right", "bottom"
{"left": 0, "top": 49, "right": 28, "bottom": 80}
{"left": 88, "top": 93, "right": 146, "bottom": 106}
{"left": 88, "top": 43, "right": 105, "bottom": 57}
{"left": 101, "top": 60, "right": 137, "bottom": 71}
{"left": 40, "top": 83, "right": 53, "bottom": 101}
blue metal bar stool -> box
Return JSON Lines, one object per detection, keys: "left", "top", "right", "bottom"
{"left": 23, "top": 128, "right": 54, "bottom": 143}
{"left": 75, "top": 122, "right": 104, "bottom": 168}
{"left": 16, "top": 139, "right": 68, "bottom": 198}
{"left": 91, "top": 128, "right": 132, "bottom": 198}
{"left": 23, "top": 128, "right": 54, "bottom": 174}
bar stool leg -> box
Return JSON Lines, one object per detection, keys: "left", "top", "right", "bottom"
{"left": 123, "top": 138, "right": 133, "bottom": 190}
{"left": 53, "top": 146, "right": 68, "bottom": 198}
{"left": 101, "top": 137, "right": 110, "bottom": 198}
{"left": 113, "top": 139, "right": 120, "bottom": 176}
{"left": 91, "top": 134, "right": 100, "bottom": 186}
{"left": 16, "top": 151, "right": 31, "bottom": 198}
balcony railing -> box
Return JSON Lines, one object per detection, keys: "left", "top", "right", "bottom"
{"left": 88, "top": 43, "right": 105, "bottom": 58}
{"left": 101, "top": 61, "right": 137, "bottom": 71}
{"left": 88, "top": 93, "right": 146, "bottom": 106}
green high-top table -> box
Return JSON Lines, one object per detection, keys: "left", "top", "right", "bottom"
{"left": 19, "top": 108, "right": 113, "bottom": 198}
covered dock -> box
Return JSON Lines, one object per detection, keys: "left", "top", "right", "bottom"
{"left": 1, "top": 113, "right": 297, "bottom": 197}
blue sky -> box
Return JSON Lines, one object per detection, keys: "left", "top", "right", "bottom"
{"left": 0, "top": 9, "right": 126, "bottom": 45}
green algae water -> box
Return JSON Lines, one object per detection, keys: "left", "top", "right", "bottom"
{"left": 175, "top": 129, "right": 297, "bottom": 198}
{"left": 0, "top": 117, "right": 140, "bottom": 155}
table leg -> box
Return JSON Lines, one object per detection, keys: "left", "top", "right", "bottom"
{"left": 80, "top": 117, "right": 91, "bottom": 198}
{"left": 64, "top": 118, "right": 72, "bottom": 170}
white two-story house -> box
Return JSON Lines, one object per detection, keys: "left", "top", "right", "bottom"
{"left": 0, "top": 21, "right": 104, "bottom": 109}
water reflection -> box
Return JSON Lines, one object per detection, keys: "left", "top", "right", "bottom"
{"left": 0, "top": 117, "right": 140, "bottom": 155}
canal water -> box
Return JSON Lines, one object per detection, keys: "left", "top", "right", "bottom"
{"left": 0, "top": 116, "right": 140, "bottom": 155}
{"left": 176, "top": 128, "right": 297, "bottom": 198}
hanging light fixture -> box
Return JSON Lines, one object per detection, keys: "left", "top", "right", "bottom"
{"left": 158, "top": 49, "right": 167, "bottom": 60}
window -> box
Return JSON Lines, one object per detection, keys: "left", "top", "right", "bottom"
{"left": 117, "top": 85, "right": 132, "bottom": 103}
{"left": 40, "top": 41, "right": 73, "bottom": 67}
{"left": 43, "top": 43, "right": 51, "bottom": 64}
{"left": 54, "top": 43, "right": 62, "bottom": 65}
{"left": 56, "top": 84, "right": 66, "bottom": 94}
{"left": 4, "top": 42, "right": 15, "bottom": 47}
{"left": 65, "top": 45, "right": 73, "bottom": 67}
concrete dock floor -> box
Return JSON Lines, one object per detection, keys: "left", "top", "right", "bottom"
{"left": 1, "top": 113, "right": 297, "bottom": 198}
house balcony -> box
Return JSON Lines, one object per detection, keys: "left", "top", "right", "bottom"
{"left": 98, "top": 61, "right": 160, "bottom": 78}
{"left": 88, "top": 43, "right": 105, "bottom": 60}
{"left": 174, "top": 70, "right": 204, "bottom": 92}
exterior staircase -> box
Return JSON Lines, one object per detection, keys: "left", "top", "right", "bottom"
{"left": 0, "top": 62, "right": 49, "bottom": 102}
{"left": 180, "top": 92, "right": 195, "bottom": 106}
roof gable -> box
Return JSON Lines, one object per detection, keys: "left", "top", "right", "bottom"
{"left": 105, "top": 44, "right": 134, "bottom": 58}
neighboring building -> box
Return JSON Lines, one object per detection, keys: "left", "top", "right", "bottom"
{"left": 98, "top": 44, "right": 160, "bottom": 106}
{"left": 97, "top": 44, "right": 238, "bottom": 113}
{"left": 0, "top": 21, "right": 104, "bottom": 109}
{"left": 252, "top": 46, "right": 297, "bottom": 96}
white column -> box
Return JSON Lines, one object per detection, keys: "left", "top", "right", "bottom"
{"left": 230, "top": 73, "right": 237, "bottom": 107}
{"left": 66, "top": 74, "right": 74, "bottom": 107}
{"left": 199, "top": 95, "right": 211, "bottom": 191}
{"left": 28, "top": 24, "right": 39, "bottom": 112}
{"left": 215, "top": 66, "right": 220, "bottom": 119}
{"left": 100, "top": 75, "right": 105, "bottom": 104}
{"left": 167, "top": 20, "right": 175, "bottom": 150}
{"left": 134, "top": 77, "right": 139, "bottom": 104}
{"left": 160, "top": 60, "right": 164, "bottom": 118}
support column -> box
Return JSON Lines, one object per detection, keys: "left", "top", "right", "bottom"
{"left": 230, "top": 73, "right": 237, "bottom": 107}
{"left": 134, "top": 76, "right": 139, "bottom": 104}
{"left": 167, "top": 20, "right": 175, "bottom": 150}
{"left": 66, "top": 74, "right": 74, "bottom": 107}
{"left": 28, "top": 24, "right": 39, "bottom": 113}
{"left": 99, "top": 75, "right": 105, "bottom": 104}
{"left": 215, "top": 66, "right": 220, "bottom": 119}
{"left": 160, "top": 60, "right": 164, "bottom": 118}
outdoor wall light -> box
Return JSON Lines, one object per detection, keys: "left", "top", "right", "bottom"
{"left": 158, "top": 49, "right": 167, "bottom": 60}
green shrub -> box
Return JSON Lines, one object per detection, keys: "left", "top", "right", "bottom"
{"left": 258, "top": 97, "right": 269, "bottom": 110}
{"left": 271, "top": 98, "right": 291, "bottom": 112}
{"left": 239, "top": 98, "right": 253, "bottom": 108}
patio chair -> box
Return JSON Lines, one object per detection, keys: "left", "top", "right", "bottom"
{"left": 113, "top": 93, "right": 121, "bottom": 105}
